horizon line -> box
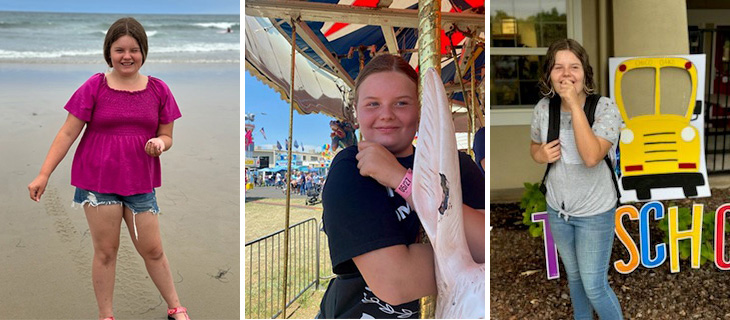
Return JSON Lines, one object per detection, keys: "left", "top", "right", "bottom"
{"left": 0, "top": 9, "right": 240, "bottom": 16}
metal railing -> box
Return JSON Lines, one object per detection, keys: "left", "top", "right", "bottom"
{"left": 691, "top": 28, "right": 730, "bottom": 172}
{"left": 244, "top": 218, "right": 333, "bottom": 319}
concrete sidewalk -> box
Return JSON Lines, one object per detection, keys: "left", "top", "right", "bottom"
{"left": 245, "top": 185, "right": 309, "bottom": 201}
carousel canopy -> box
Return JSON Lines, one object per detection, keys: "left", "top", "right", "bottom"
{"left": 245, "top": 0, "right": 485, "bottom": 131}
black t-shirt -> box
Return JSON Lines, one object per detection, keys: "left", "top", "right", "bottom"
{"left": 319, "top": 146, "right": 485, "bottom": 319}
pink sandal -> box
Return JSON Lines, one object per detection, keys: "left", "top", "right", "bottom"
{"left": 102, "top": 317, "right": 115, "bottom": 320}
{"left": 167, "top": 306, "right": 191, "bottom": 320}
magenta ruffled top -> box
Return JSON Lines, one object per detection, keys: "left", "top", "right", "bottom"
{"left": 64, "top": 73, "right": 182, "bottom": 196}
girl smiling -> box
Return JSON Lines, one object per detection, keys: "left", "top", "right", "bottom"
{"left": 318, "top": 54, "right": 485, "bottom": 318}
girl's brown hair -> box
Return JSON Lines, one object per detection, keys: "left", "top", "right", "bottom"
{"left": 103, "top": 17, "right": 148, "bottom": 68}
{"left": 354, "top": 54, "right": 419, "bottom": 103}
{"left": 538, "top": 38, "right": 596, "bottom": 97}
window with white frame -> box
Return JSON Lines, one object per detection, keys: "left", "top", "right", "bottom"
{"left": 491, "top": 0, "right": 571, "bottom": 109}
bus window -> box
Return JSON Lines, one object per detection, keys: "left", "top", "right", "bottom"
{"left": 660, "top": 67, "right": 693, "bottom": 116}
{"left": 621, "top": 68, "right": 656, "bottom": 118}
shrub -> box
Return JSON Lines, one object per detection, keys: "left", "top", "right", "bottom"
{"left": 520, "top": 182, "right": 547, "bottom": 238}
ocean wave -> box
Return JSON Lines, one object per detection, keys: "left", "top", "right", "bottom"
{"left": 141, "top": 22, "right": 240, "bottom": 31}
{"left": 0, "top": 42, "right": 239, "bottom": 60}
{"left": 193, "top": 22, "right": 239, "bottom": 30}
{"left": 152, "top": 43, "right": 240, "bottom": 54}
{"left": 147, "top": 58, "right": 240, "bottom": 64}
{"left": 89, "top": 30, "right": 159, "bottom": 37}
{"left": 0, "top": 20, "right": 52, "bottom": 28}
{"left": 0, "top": 49, "right": 99, "bottom": 59}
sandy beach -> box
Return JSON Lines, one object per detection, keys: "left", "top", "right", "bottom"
{"left": 0, "top": 62, "right": 240, "bottom": 319}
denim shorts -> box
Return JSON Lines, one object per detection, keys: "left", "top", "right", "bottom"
{"left": 73, "top": 188, "right": 160, "bottom": 215}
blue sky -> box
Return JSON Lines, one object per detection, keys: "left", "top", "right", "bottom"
{"left": 0, "top": 0, "right": 239, "bottom": 14}
{"left": 244, "top": 72, "right": 339, "bottom": 152}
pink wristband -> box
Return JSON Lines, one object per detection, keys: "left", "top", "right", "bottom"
{"left": 395, "top": 169, "right": 413, "bottom": 199}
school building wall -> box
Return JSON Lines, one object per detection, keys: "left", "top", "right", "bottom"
{"left": 490, "top": 1, "right": 604, "bottom": 200}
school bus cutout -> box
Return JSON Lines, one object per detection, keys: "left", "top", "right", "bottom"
{"left": 615, "top": 57, "right": 704, "bottom": 201}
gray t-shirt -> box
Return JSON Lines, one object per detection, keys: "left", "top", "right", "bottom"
{"left": 530, "top": 96, "right": 622, "bottom": 217}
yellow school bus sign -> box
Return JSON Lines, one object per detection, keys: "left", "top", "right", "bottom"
{"left": 610, "top": 55, "right": 710, "bottom": 202}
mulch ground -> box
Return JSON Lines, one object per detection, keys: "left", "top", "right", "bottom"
{"left": 490, "top": 188, "right": 730, "bottom": 320}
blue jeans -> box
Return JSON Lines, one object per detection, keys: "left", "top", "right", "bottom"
{"left": 547, "top": 206, "right": 623, "bottom": 320}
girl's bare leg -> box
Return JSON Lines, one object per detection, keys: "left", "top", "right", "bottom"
{"left": 122, "top": 208, "right": 186, "bottom": 319}
{"left": 84, "top": 204, "right": 124, "bottom": 320}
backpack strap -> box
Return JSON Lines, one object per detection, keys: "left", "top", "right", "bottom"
{"left": 584, "top": 94, "right": 601, "bottom": 124}
{"left": 538, "top": 96, "right": 562, "bottom": 194}
{"left": 584, "top": 94, "right": 621, "bottom": 205}
{"left": 539, "top": 94, "right": 621, "bottom": 206}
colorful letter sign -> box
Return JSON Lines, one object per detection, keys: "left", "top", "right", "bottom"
{"left": 533, "top": 202, "right": 730, "bottom": 279}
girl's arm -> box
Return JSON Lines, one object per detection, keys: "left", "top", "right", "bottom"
{"left": 531, "top": 140, "right": 561, "bottom": 164}
{"left": 399, "top": 193, "right": 484, "bottom": 264}
{"left": 354, "top": 142, "right": 485, "bottom": 304}
{"left": 529, "top": 103, "right": 562, "bottom": 165}
{"left": 556, "top": 81, "right": 612, "bottom": 167}
{"left": 145, "top": 122, "right": 174, "bottom": 157}
{"left": 462, "top": 205, "right": 485, "bottom": 263}
{"left": 357, "top": 142, "right": 486, "bottom": 263}
{"left": 28, "top": 113, "right": 86, "bottom": 201}
{"left": 570, "top": 107, "right": 612, "bottom": 167}
{"left": 352, "top": 243, "right": 437, "bottom": 306}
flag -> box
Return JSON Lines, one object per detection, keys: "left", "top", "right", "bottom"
{"left": 294, "top": 140, "right": 299, "bottom": 149}
{"left": 245, "top": 129, "right": 253, "bottom": 147}
{"left": 276, "top": 141, "right": 282, "bottom": 150}
{"left": 301, "top": 144, "right": 304, "bottom": 152}
{"left": 285, "top": 139, "right": 289, "bottom": 150}
{"left": 259, "top": 127, "right": 267, "bottom": 140}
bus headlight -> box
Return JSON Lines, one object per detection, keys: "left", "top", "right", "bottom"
{"left": 681, "top": 126, "right": 696, "bottom": 142}
{"left": 621, "top": 129, "right": 634, "bottom": 144}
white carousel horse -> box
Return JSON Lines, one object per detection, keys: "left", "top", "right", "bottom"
{"left": 412, "top": 68, "right": 485, "bottom": 319}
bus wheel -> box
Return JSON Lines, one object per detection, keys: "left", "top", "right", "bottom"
{"left": 683, "top": 186, "right": 698, "bottom": 198}
{"left": 636, "top": 189, "right": 651, "bottom": 200}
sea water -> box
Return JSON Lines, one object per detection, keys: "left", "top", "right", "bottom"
{"left": 0, "top": 11, "right": 240, "bottom": 64}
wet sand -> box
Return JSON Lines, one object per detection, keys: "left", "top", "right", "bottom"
{"left": 0, "top": 63, "right": 240, "bottom": 319}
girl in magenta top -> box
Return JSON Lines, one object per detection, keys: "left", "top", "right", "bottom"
{"left": 67, "top": 73, "right": 180, "bottom": 195}
{"left": 28, "top": 17, "right": 190, "bottom": 320}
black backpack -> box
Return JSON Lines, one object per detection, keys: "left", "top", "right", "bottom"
{"left": 538, "top": 94, "right": 620, "bottom": 205}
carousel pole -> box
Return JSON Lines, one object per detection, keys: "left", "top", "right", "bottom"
{"left": 281, "top": 17, "right": 298, "bottom": 320}
{"left": 471, "top": 62, "right": 479, "bottom": 130}
{"left": 417, "top": 0, "right": 440, "bottom": 318}
{"left": 447, "top": 36, "right": 473, "bottom": 156}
